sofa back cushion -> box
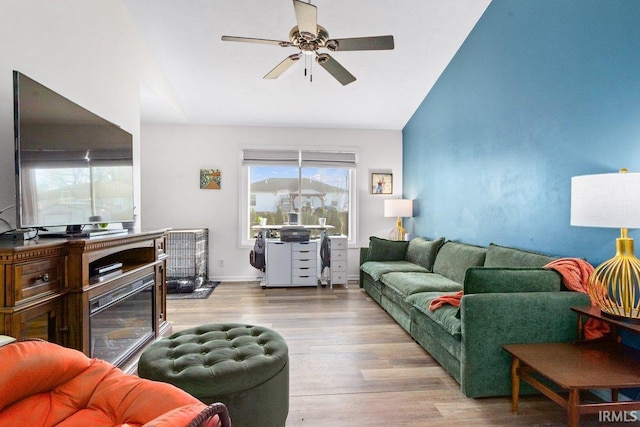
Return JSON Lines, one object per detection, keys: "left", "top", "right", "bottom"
{"left": 463, "top": 267, "right": 562, "bottom": 294}
{"left": 433, "top": 242, "right": 487, "bottom": 284}
{"left": 366, "top": 236, "right": 409, "bottom": 261}
{"left": 483, "top": 243, "right": 557, "bottom": 268}
{"left": 405, "top": 237, "right": 445, "bottom": 271}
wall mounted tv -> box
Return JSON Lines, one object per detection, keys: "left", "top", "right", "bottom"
{"left": 13, "top": 71, "right": 134, "bottom": 235}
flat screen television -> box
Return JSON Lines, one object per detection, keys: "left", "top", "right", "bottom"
{"left": 13, "top": 71, "right": 134, "bottom": 236}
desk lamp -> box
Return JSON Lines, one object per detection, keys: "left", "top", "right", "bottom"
{"left": 571, "top": 169, "right": 640, "bottom": 320}
{"left": 384, "top": 199, "right": 413, "bottom": 241}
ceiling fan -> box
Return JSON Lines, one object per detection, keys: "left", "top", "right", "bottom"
{"left": 221, "top": 0, "right": 394, "bottom": 86}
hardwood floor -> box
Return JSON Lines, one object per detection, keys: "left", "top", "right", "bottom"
{"left": 166, "top": 281, "right": 616, "bottom": 426}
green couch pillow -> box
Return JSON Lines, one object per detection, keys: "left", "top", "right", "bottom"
{"left": 367, "top": 236, "right": 409, "bottom": 261}
{"left": 463, "top": 267, "right": 562, "bottom": 294}
{"left": 405, "top": 237, "right": 445, "bottom": 271}
{"left": 484, "top": 243, "right": 557, "bottom": 268}
{"left": 433, "top": 242, "right": 487, "bottom": 284}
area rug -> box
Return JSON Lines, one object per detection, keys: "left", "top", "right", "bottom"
{"left": 167, "top": 281, "right": 220, "bottom": 300}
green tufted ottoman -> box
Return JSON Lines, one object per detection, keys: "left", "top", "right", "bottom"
{"left": 138, "top": 323, "right": 289, "bottom": 427}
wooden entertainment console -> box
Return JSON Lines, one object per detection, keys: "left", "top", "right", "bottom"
{"left": 0, "top": 229, "right": 170, "bottom": 370}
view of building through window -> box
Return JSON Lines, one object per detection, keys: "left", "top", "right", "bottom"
{"left": 248, "top": 165, "right": 351, "bottom": 239}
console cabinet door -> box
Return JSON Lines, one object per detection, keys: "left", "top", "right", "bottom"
{"left": 6, "top": 298, "right": 64, "bottom": 344}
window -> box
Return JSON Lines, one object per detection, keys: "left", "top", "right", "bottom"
{"left": 241, "top": 149, "right": 357, "bottom": 246}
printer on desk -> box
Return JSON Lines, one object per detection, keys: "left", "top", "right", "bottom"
{"left": 279, "top": 227, "right": 310, "bottom": 242}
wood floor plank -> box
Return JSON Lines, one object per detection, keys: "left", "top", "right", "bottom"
{"left": 165, "top": 281, "right": 611, "bottom": 426}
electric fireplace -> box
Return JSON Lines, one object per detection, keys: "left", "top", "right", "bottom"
{"left": 89, "top": 273, "right": 155, "bottom": 367}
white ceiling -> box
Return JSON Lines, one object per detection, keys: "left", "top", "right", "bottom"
{"left": 122, "top": 0, "right": 491, "bottom": 130}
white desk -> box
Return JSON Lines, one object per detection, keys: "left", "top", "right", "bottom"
{"left": 251, "top": 225, "right": 335, "bottom": 288}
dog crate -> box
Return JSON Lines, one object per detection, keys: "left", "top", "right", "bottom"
{"left": 166, "top": 229, "right": 209, "bottom": 293}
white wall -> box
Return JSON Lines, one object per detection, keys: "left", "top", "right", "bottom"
{"left": 0, "top": 1, "right": 162, "bottom": 230}
{"left": 140, "top": 124, "right": 403, "bottom": 281}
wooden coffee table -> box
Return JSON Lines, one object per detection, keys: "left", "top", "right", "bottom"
{"left": 503, "top": 341, "right": 640, "bottom": 427}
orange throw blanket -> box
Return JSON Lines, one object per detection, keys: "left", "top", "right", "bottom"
{"left": 429, "top": 290, "right": 463, "bottom": 311}
{"left": 544, "top": 258, "right": 610, "bottom": 340}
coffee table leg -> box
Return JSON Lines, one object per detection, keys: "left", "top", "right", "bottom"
{"left": 511, "top": 357, "right": 520, "bottom": 414}
{"left": 568, "top": 388, "right": 580, "bottom": 427}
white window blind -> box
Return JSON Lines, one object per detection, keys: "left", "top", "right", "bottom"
{"left": 301, "top": 151, "right": 357, "bottom": 167}
{"left": 242, "top": 149, "right": 299, "bottom": 165}
{"left": 243, "top": 149, "right": 357, "bottom": 167}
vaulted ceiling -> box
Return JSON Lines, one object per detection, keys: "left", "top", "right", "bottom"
{"left": 122, "top": 0, "right": 491, "bottom": 130}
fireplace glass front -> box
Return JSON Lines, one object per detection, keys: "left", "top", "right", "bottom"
{"left": 89, "top": 273, "right": 155, "bottom": 366}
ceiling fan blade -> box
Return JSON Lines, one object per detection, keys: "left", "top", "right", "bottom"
{"left": 264, "top": 54, "right": 302, "bottom": 79}
{"left": 221, "top": 36, "right": 291, "bottom": 47}
{"left": 327, "top": 35, "right": 394, "bottom": 51}
{"left": 315, "top": 53, "right": 356, "bottom": 86}
{"left": 293, "top": 0, "right": 317, "bottom": 39}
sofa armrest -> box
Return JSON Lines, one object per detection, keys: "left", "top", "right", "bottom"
{"left": 459, "top": 291, "right": 590, "bottom": 398}
{"left": 359, "top": 247, "right": 369, "bottom": 287}
{"left": 463, "top": 267, "right": 562, "bottom": 294}
{"left": 360, "top": 247, "right": 370, "bottom": 266}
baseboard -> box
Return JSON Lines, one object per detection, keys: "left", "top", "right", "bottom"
{"left": 209, "top": 274, "right": 360, "bottom": 283}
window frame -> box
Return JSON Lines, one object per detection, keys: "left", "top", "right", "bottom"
{"left": 239, "top": 147, "right": 358, "bottom": 248}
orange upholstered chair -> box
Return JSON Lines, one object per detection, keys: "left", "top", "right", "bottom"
{"left": 0, "top": 337, "right": 231, "bottom": 427}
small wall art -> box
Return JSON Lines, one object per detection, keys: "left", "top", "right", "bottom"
{"left": 200, "top": 168, "right": 221, "bottom": 189}
{"left": 371, "top": 172, "right": 392, "bottom": 194}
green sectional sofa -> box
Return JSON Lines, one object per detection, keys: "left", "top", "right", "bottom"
{"left": 359, "top": 237, "right": 590, "bottom": 398}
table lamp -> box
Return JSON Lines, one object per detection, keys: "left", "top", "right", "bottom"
{"left": 571, "top": 169, "right": 640, "bottom": 320}
{"left": 384, "top": 199, "right": 413, "bottom": 241}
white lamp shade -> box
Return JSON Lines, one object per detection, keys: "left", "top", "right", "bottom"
{"left": 384, "top": 199, "right": 413, "bottom": 218}
{"left": 571, "top": 172, "right": 640, "bottom": 228}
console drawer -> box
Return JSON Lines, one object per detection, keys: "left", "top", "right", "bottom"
{"left": 14, "top": 257, "right": 64, "bottom": 305}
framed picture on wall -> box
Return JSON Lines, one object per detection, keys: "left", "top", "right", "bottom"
{"left": 371, "top": 173, "right": 392, "bottom": 194}
{"left": 200, "top": 168, "right": 221, "bottom": 189}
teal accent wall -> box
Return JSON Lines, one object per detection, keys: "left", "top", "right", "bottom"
{"left": 403, "top": 0, "right": 640, "bottom": 266}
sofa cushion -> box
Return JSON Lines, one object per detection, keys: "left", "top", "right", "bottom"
{"left": 463, "top": 267, "right": 562, "bottom": 294}
{"left": 361, "top": 261, "right": 429, "bottom": 281}
{"left": 407, "top": 292, "right": 462, "bottom": 340}
{"left": 381, "top": 285, "right": 415, "bottom": 316}
{"left": 405, "top": 237, "right": 445, "bottom": 272}
{"left": 366, "top": 236, "right": 409, "bottom": 261}
{"left": 483, "top": 243, "right": 557, "bottom": 268}
{"left": 381, "top": 272, "right": 462, "bottom": 297}
{"left": 432, "top": 242, "right": 487, "bottom": 284}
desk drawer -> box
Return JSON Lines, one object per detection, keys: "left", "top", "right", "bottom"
{"left": 292, "top": 242, "right": 317, "bottom": 252}
{"left": 292, "top": 250, "right": 316, "bottom": 260}
{"left": 14, "top": 257, "right": 64, "bottom": 305}
{"left": 291, "top": 273, "right": 318, "bottom": 286}
{"left": 331, "top": 249, "right": 347, "bottom": 261}
{"left": 331, "top": 260, "right": 347, "bottom": 272}
{"left": 331, "top": 271, "right": 347, "bottom": 285}
{"left": 329, "top": 237, "right": 347, "bottom": 250}
{"left": 293, "top": 259, "right": 316, "bottom": 269}
{"left": 292, "top": 266, "right": 316, "bottom": 276}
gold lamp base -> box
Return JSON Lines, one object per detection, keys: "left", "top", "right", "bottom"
{"left": 588, "top": 228, "right": 640, "bottom": 321}
{"left": 388, "top": 217, "right": 407, "bottom": 241}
